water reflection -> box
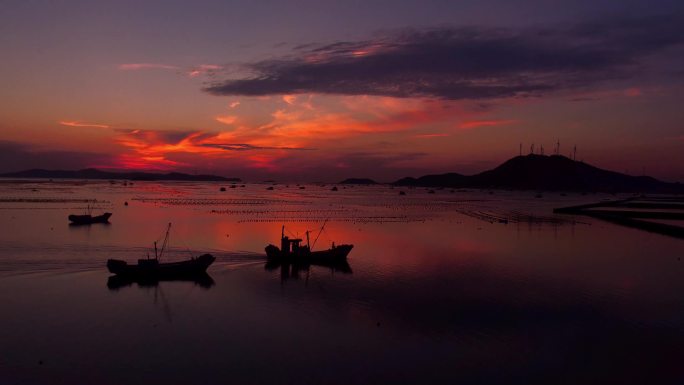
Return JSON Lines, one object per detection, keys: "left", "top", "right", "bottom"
{"left": 3, "top": 181, "right": 684, "bottom": 384}
{"left": 265, "top": 259, "right": 353, "bottom": 282}
{"left": 106, "top": 272, "right": 215, "bottom": 290}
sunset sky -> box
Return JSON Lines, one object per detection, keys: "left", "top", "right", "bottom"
{"left": 1, "top": 0, "right": 683, "bottom": 182}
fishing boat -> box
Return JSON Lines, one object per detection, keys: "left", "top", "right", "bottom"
{"left": 107, "top": 223, "right": 215, "bottom": 278}
{"left": 69, "top": 212, "right": 112, "bottom": 224}
{"left": 68, "top": 205, "right": 112, "bottom": 224}
{"left": 265, "top": 222, "right": 353, "bottom": 263}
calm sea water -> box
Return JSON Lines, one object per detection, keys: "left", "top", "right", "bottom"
{"left": 0, "top": 180, "right": 682, "bottom": 384}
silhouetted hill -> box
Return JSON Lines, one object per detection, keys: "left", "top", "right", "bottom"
{"left": 339, "top": 178, "right": 377, "bottom": 184}
{"left": 394, "top": 173, "right": 466, "bottom": 187}
{"left": 0, "top": 168, "right": 239, "bottom": 182}
{"left": 394, "top": 155, "right": 682, "bottom": 193}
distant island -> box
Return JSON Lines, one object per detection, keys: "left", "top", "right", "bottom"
{"left": 0, "top": 168, "right": 240, "bottom": 182}
{"left": 338, "top": 178, "right": 377, "bottom": 185}
{"left": 394, "top": 154, "right": 683, "bottom": 193}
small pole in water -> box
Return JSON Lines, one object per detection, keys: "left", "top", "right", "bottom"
{"left": 154, "top": 242, "right": 158, "bottom": 259}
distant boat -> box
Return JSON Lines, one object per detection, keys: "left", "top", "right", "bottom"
{"left": 68, "top": 205, "right": 112, "bottom": 224}
{"left": 107, "top": 223, "right": 215, "bottom": 278}
{"left": 265, "top": 223, "right": 353, "bottom": 263}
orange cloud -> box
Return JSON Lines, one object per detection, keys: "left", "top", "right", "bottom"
{"left": 219, "top": 95, "right": 483, "bottom": 147}
{"left": 111, "top": 154, "right": 180, "bottom": 170}
{"left": 112, "top": 127, "right": 313, "bottom": 171}
{"left": 215, "top": 115, "right": 238, "bottom": 125}
{"left": 282, "top": 95, "right": 297, "bottom": 105}
{"left": 59, "top": 120, "right": 110, "bottom": 129}
{"left": 109, "top": 95, "right": 495, "bottom": 173}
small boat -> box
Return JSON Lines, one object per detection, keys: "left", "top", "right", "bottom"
{"left": 107, "top": 223, "right": 215, "bottom": 278}
{"left": 68, "top": 210, "right": 112, "bottom": 224}
{"left": 265, "top": 223, "right": 353, "bottom": 263}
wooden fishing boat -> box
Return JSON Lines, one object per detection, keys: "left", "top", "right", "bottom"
{"left": 107, "top": 223, "right": 215, "bottom": 277}
{"left": 68, "top": 212, "right": 112, "bottom": 224}
{"left": 265, "top": 223, "right": 353, "bottom": 263}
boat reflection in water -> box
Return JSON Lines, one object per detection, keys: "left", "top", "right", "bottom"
{"left": 265, "top": 258, "right": 352, "bottom": 282}
{"left": 107, "top": 272, "right": 215, "bottom": 291}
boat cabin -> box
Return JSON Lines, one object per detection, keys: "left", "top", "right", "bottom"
{"left": 281, "top": 236, "right": 308, "bottom": 255}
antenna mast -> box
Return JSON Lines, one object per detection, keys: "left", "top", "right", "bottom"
{"left": 311, "top": 219, "right": 328, "bottom": 251}
{"left": 159, "top": 223, "right": 171, "bottom": 260}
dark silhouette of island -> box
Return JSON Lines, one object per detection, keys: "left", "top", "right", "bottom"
{"left": 394, "top": 154, "right": 683, "bottom": 193}
{"left": 338, "top": 178, "right": 377, "bottom": 184}
{"left": 0, "top": 168, "right": 240, "bottom": 182}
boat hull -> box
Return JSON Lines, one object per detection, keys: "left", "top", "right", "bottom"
{"left": 69, "top": 212, "right": 112, "bottom": 224}
{"left": 107, "top": 254, "right": 215, "bottom": 278}
{"left": 265, "top": 244, "right": 353, "bottom": 263}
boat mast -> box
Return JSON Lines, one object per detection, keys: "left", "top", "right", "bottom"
{"left": 311, "top": 218, "right": 328, "bottom": 251}
{"left": 159, "top": 223, "right": 171, "bottom": 260}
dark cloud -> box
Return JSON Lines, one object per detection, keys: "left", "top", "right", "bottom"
{"left": 205, "top": 14, "right": 684, "bottom": 100}
{"left": 200, "top": 143, "right": 315, "bottom": 151}
{"left": 0, "top": 141, "right": 111, "bottom": 172}
{"left": 114, "top": 128, "right": 203, "bottom": 144}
